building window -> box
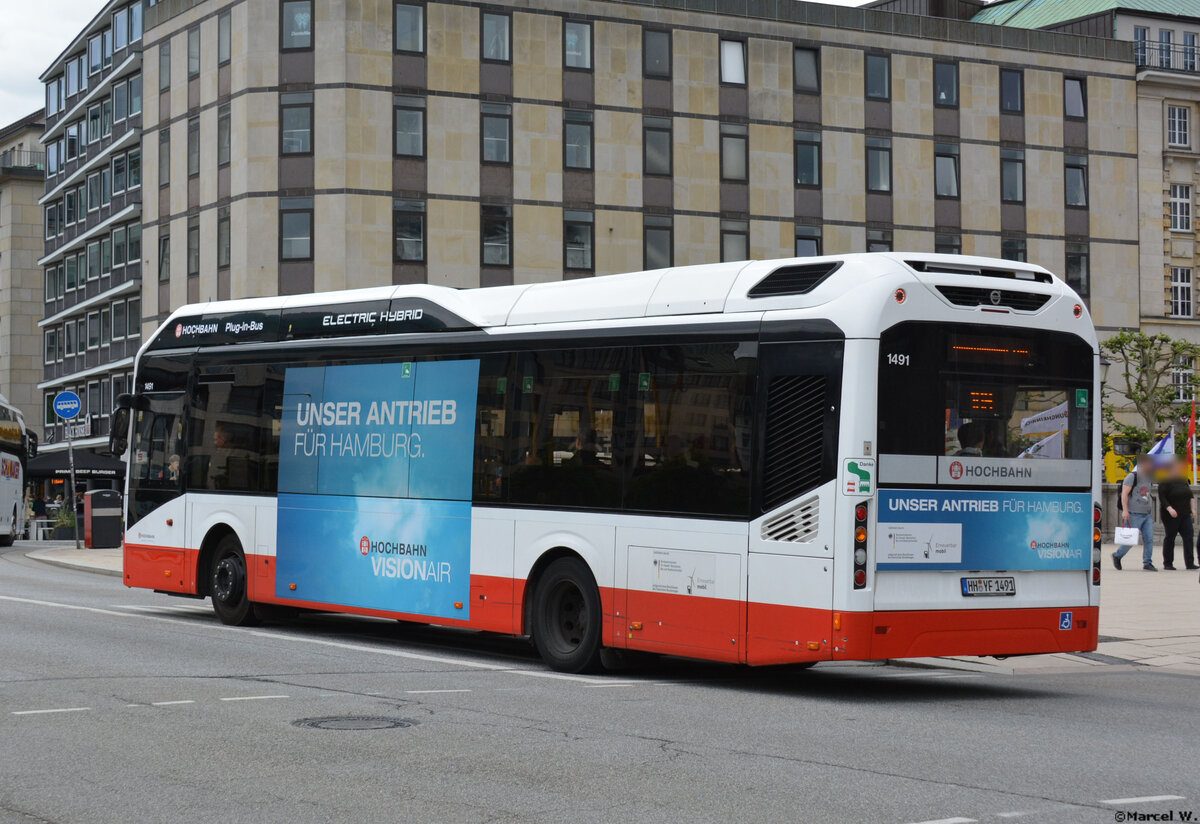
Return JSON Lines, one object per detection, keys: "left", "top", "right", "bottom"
{"left": 720, "top": 123, "right": 748, "bottom": 181}
{"left": 394, "top": 95, "right": 425, "bottom": 157}
{"left": 159, "top": 42, "right": 170, "bottom": 91}
{"left": 280, "top": 92, "right": 313, "bottom": 154}
{"left": 113, "top": 154, "right": 126, "bottom": 193}
{"left": 1135, "top": 26, "right": 1149, "bottom": 64}
{"left": 1000, "top": 69, "right": 1024, "bottom": 114}
{"left": 564, "top": 110, "right": 593, "bottom": 170}
{"left": 128, "top": 299, "right": 140, "bottom": 336}
{"left": 1001, "top": 148, "right": 1024, "bottom": 203}
{"left": 482, "top": 13, "right": 510, "bottom": 62}
{"left": 130, "top": 75, "right": 142, "bottom": 115}
{"left": 131, "top": 2, "right": 143, "bottom": 42}
{"left": 564, "top": 210, "right": 594, "bottom": 272}
{"left": 101, "top": 307, "right": 111, "bottom": 346}
{"left": 114, "top": 82, "right": 128, "bottom": 121}
{"left": 187, "top": 117, "right": 200, "bottom": 176}
{"left": 44, "top": 331, "right": 57, "bottom": 365}
{"left": 158, "top": 233, "right": 170, "bottom": 280}
{"left": 564, "top": 21, "right": 591, "bottom": 70}
{"left": 113, "top": 226, "right": 126, "bottom": 267}
{"left": 866, "top": 137, "right": 891, "bottom": 193}
{"left": 643, "top": 30, "right": 670, "bottom": 78}
{"left": 1172, "top": 266, "right": 1194, "bottom": 318}
{"left": 187, "top": 27, "right": 200, "bottom": 78}
{"left": 218, "top": 11, "right": 231, "bottom": 64}
{"left": 1173, "top": 356, "right": 1194, "bottom": 402}
{"left": 44, "top": 204, "right": 58, "bottom": 240}
{"left": 88, "top": 105, "right": 101, "bottom": 144}
{"left": 100, "top": 235, "right": 112, "bottom": 274}
{"left": 934, "top": 143, "right": 959, "bottom": 198}
{"left": 393, "top": 200, "right": 425, "bottom": 262}
{"left": 280, "top": 197, "right": 313, "bottom": 260}
{"left": 794, "top": 47, "right": 819, "bottom": 93}
{"left": 1065, "top": 242, "right": 1089, "bottom": 296}
{"left": 866, "top": 54, "right": 889, "bottom": 100}
{"left": 101, "top": 98, "right": 113, "bottom": 138}
{"left": 187, "top": 217, "right": 200, "bottom": 276}
{"left": 1168, "top": 105, "right": 1190, "bottom": 148}
{"left": 89, "top": 34, "right": 102, "bottom": 74}
{"left": 935, "top": 233, "right": 961, "bottom": 255}
{"left": 87, "top": 173, "right": 101, "bottom": 211}
{"left": 112, "top": 300, "right": 126, "bottom": 340}
{"left": 1001, "top": 237, "right": 1027, "bottom": 262}
{"left": 217, "top": 105, "right": 231, "bottom": 166}
{"left": 128, "top": 149, "right": 141, "bottom": 188}
{"left": 281, "top": 0, "right": 313, "bottom": 50}
{"left": 1064, "top": 77, "right": 1086, "bottom": 119}
{"left": 395, "top": 3, "right": 424, "bottom": 53}
{"left": 644, "top": 215, "right": 672, "bottom": 269}
{"left": 795, "top": 225, "right": 821, "bottom": 257}
{"left": 1186, "top": 33, "right": 1197, "bottom": 72}
{"left": 1161, "top": 29, "right": 1174, "bottom": 68}
{"left": 88, "top": 312, "right": 100, "bottom": 350}
{"left": 1064, "top": 154, "right": 1087, "bottom": 208}
{"left": 643, "top": 117, "right": 671, "bottom": 176}
{"left": 481, "top": 103, "right": 511, "bottom": 164}
{"left": 1171, "top": 183, "right": 1192, "bottom": 231}
{"left": 867, "top": 229, "right": 892, "bottom": 252}
{"left": 217, "top": 207, "right": 231, "bottom": 269}
{"left": 934, "top": 62, "right": 958, "bottom": 107}
{"left": 128, "top": 224, "right": 141, "bottom": 263}
{"left": 794, "top": 129, "right": 820, "bottom": 187}
{"left": 481, "top": 205, "right": 512, "bottom": 266}
{"left": 114, "top": 7, "right": 128, "bottom": 51}
{"left": 721, "top": 220, "right": 748, "bottom": 262}
{"left": 158, "top": 129, "right": 170, "bottom": 186}
{"left": 720, "top": 40, "right": 746, "bottom": 85}
{"left": 65, "top": 256, "right": 77, "bottom": 291}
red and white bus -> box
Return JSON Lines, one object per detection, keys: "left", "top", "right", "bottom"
{"left": 112, "top": 253, "right": 1101, "bottom": 672}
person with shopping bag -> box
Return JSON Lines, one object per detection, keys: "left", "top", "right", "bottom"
{"left": 1113, "top": 454, "right": 1158, "bottom": 571}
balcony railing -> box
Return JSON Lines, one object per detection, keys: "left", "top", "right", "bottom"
{"left": 1136, "top": 42, "right": 1200, "bottom": 74}
{"left": 0, "top": 150, "right": 46, "bottom": 173}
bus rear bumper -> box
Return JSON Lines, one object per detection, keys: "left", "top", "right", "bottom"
{"left": 841, "top": 605, "right": 1100, "bottom": 660}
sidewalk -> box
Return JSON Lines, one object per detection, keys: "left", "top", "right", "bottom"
{"left": 25, "top": 542, "right": 122, "bottom": 577}
{"left": 23, "top": 541, "right": 1200, "bottom": 675}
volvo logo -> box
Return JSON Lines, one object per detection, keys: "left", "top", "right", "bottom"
{"left": 988, "top": 289, "right": 1002, "bottom": 306}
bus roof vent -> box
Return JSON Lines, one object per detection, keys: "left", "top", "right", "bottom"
{"left": 747, "top": 262, "right": 842, "bottom": 298}
{"left": 936, "top": 285, "right": 1051, "bottom": 312}
{"left": 905, "top": 260, "right": 1053, "bottom": 284}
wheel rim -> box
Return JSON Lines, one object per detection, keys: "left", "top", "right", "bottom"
{"left": 543, "top": 579, "right": 588, "bottom": 656}
{"left": 212, "top": 554, "right": 243, "bottom": 605}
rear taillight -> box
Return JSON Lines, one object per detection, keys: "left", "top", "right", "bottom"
{"left": 1092, "top": 503, "right": 1102, "bottom": 586}
{"left": 853, "top": 501, "right": 868, "bottom": 589}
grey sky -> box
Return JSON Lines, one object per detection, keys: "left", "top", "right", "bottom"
{"left": 0, "top": 0, "right": 872, "bottom": 130}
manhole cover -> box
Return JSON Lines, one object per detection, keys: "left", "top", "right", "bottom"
{"left": 292, "top": 716, "right": 417, "bottom": 731}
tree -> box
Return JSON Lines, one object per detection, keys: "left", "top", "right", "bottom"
{"left": 1101, "top": 330, "right": 1200, "bottom": 446}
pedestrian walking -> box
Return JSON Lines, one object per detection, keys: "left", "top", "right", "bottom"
{"left": 1159, "top": 457, "right": 1197, "bottom": 570}
{"left": 1113, "top": 454, "right": 1157, "bottom": 571}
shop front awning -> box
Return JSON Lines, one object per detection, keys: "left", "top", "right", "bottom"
{"left": 27, "top": 449, "right": 125, "bottom": 478}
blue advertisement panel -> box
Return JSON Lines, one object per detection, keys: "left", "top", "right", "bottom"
{"left": 275, "top": 360, "right": 480, "bottom": 618}
{"left": 877, "top": 489, "right": 1091, "bottom": 571}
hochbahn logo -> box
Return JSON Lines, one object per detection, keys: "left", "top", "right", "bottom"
{"left": 358, "top": 534, "right": 453, "bottom": 582}
{"left": 949, "top": 461, "right": 964, "bottom": 480}
{"left": 357, "top": 535, "right": 428, "bottom": 557}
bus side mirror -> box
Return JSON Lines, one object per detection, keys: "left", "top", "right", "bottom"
{"left": 107, "top": 394, "right": 135, "bottom": 457}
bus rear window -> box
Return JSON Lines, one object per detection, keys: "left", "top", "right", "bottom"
{"left": 878, "top": 323, "right": 1093, "bottom": 460}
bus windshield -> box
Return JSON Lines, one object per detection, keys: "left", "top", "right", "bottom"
{"left": 878, "top": 322, "right": 1093, "bottom": 461}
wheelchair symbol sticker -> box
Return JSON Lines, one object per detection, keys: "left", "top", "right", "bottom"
{"left": 1059, "top": 611, "right": 1073, "bottom": 631}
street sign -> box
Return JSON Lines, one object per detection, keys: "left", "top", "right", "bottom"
{"left": 53, "top": 390, "right": 82, "bottom": 420}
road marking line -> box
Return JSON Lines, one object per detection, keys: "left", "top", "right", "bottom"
{"left": 405, "top": 689, "right": 471, "bottom": 694}
{"left": 151, "top": 700, "right": 195, "bottom": 706}
{"left": 1101, "top": 796, "right": 1185, "bottom": 805}
{"left": 12, "top": 707, "right": 91, "bottom": 715}
{"left": 583, "top": 682, "right": 641, "bottom": 688}
{"left": 116, "top": 604, "right": 210, "bottom": 613}
{"left": 906, "top": 818, "right": 976, "bottom": 824}
{"left": 996, "top": 812, "right": 1030, "bottom": 818}
{"left": 499, "top": 668, "right": 605, "bottom": 683}
{"left": 219, "top": 695, "right": 289, "bottom": 702}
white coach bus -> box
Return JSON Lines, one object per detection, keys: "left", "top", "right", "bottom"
{"left": 111, "top": 253, "right": 1101, "bottom": 672}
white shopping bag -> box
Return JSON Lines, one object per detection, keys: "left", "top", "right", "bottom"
{"left": 1114, "top": 526, "right": 1141, "bottom": 545}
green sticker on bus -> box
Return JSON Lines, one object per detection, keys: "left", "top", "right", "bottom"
{"left": 401, "top": 362, "right": 413, "bottom": 378}
{"left": 638, "top": 373, "right": 651, "bottom": 391}
{"left": 522, "top": 376, "right": 534, "bottom": 394}
{"left": 609, "top": 373, "right": 620, "bottom": 391}
{"left": 1075, "top": 388, "right": 1088, "bottom": 408}
{"left": 496, "top": 377, "right": 507, "bottom": 394}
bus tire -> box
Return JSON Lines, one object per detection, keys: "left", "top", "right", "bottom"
{"left": 0, "top": 507, "right": 15, "bottom": 546}
{"left": 209, "top": 536, "right": 260, "bottom": 627}
{"left": 531, "top": 557, "right": 603, "bottom": 673}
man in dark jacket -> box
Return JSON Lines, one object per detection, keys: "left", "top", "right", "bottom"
{"left": 1159, "top": 457, "right": 1197, "bottom": 570}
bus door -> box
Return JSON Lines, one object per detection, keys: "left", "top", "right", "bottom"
{"left": 127, "top": 393, "right": 185, "bottom": 529}
{"left": 746, "top": 337, "right": 843, "bottom": 664}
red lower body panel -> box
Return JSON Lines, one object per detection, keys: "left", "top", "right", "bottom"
{"left": 123, "top": 543, "right": 1097, "bottom": 664}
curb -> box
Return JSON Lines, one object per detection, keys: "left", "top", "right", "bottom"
{"left": 25, "top": 548, "right": 122, "bottom": 578}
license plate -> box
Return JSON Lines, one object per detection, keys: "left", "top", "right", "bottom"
{"left": 961, "top": 576, "right": 1016, "bottom": 597}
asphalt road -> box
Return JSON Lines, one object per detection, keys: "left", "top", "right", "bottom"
{"left": 1, "top": 543, "right": 1197, "bottom": 824}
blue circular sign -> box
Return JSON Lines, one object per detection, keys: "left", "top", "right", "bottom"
{"left": 52, "top": 391, "right": 82, "bottom": 420}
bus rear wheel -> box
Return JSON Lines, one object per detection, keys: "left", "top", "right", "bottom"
{"left": 209, "top": 536, "right": 260, "bottom": 627}
{"left": 531, "top": 557, "right": 603, "bottom": 673}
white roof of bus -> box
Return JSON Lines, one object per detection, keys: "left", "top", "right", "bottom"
{"left": 168, "top": 253, "right": 1063, "bottom": 331}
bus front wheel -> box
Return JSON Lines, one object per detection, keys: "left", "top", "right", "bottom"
{"left": 209, "top": 536, "right": 260, "bottom": 627}
{"left": 531, "top": 557, "right": 603, "bottom": 674}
